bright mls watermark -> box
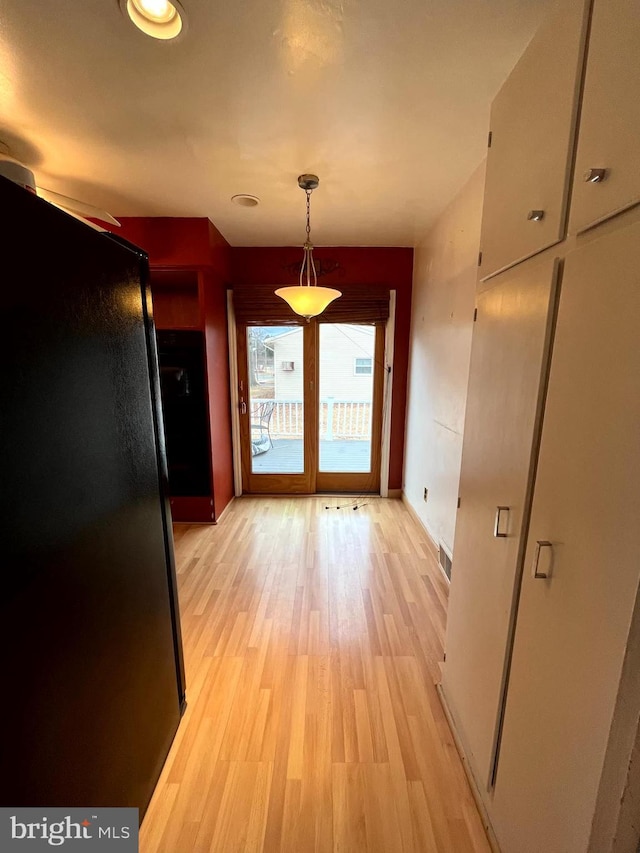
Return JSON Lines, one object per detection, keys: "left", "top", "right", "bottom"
{"left": 0, "top": 808, "right": 138, "bottom": 851}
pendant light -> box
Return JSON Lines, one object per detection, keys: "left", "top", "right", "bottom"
{"left": 275, "top": 175, "right": 341, "bottom": 320}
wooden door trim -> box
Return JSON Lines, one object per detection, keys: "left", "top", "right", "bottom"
{"left": 306, "top": 321, "right": 318, "bottom": 494}
{"left": 238, "top": 321, "right": 384, "bottom": 496}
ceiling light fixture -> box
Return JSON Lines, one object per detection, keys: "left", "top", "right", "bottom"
{"left": 121, "top": 0, "right": 186, "bottom": 40}
{"left": 275, "top": 175, "right": 341, "bottom": 321}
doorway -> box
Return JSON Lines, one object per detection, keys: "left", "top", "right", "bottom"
{"left": 237, "top": 322, "right": 384, "bottom": 494}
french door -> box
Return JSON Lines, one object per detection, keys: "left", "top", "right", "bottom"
{"left": 237, "top": 321, "right": 384, "bottom": 494}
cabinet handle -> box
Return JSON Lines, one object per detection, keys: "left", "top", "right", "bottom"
{"left": 494, "top": 506, "right": 510, "bottom": 538}
{"left": 527, "top": 210, "right": 545, "bottom": 221}
{"left": 583, "top": 168, "right": 608, "bottom": 183}
{"left": 532, "top": 540, "right": 553, "bottom": 579}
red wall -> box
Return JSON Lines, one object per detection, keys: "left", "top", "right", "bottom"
{"left": 231, "top": 246, "right": 413, "bottom": 490}
{"left": 114, "top": 217, "right": 228, "bottom": 271}
{"left": 115, "top": 216, "right": 235, "bottom": 520}
{"left": 112, "top": 220, "right": 413, "bottom": 496}
{"left": 202, "top": 268, "right": 234, "bottom": 518}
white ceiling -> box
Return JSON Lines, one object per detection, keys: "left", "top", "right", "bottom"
{"left": 0, "top": 0, "right": 554, "bottom": 246}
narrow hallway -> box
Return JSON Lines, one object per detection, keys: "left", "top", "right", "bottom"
{"left": 141, "top": 497, "right": 490, "bottom": 852}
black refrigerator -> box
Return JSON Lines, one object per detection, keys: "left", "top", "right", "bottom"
{"left": 0, "top": 175, "right": 186, "bottom": 815}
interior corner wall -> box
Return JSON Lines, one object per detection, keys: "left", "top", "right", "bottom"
{"left": 403, "top": 161, "right": 486, "bottom": 555}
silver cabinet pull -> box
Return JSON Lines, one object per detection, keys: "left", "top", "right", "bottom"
{"left": 583, "top": 168, "right": 608, "bottom": 183}
{"left": 494, "top": 506, "right": 510, "bottom": 538}
{"left": 527, "top": 210, "right": 545, "bottom": 221}
{"left": 532, "top": 540, "right": 553, "bottom": 579}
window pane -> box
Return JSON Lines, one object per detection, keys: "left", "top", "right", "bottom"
{"left": 319, "top": 324, "right": 374, "bottom": 473}
{"left": 248, "top": 326, "right": 304, "bottom": 474}
{"left": 354, "top": 357, "right": 372, "bottom": 375}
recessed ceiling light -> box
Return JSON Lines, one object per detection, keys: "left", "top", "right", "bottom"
{"left": 231, "top": 194, "right": 260, "bottom": 207}
{"left": 120, "top": 0, "right": 187, "bottom": 40}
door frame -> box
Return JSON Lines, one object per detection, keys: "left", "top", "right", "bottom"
{"left": 238, "top": 321, "right": 317, "bottom": 494}
{"left": 234, "top": 319, "right": 385, "bottom": 495}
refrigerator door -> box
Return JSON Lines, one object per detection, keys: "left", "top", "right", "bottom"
{"left": 0, "top": 176, "right": 184, "bottom": 814}
{"left": 106, "top": 233, "right": 187, "bottom": 709}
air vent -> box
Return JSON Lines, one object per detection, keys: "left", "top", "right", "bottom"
{"left": 439, "top": 543, "right": 452, "bottom": 580}
{"left": 281, "top": 361, "right": 294, "bottom": 371}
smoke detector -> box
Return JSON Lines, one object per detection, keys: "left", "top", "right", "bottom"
{"left": 231, "top": 194, "right": 260, "bottom": 207}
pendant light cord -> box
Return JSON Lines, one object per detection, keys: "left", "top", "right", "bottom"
{"left": 300, "top": 189, "right": 318, "bottom": 289}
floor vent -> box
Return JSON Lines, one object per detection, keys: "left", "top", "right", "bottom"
{"left": 439, "top": 543, "right": 452, "bottom": 580}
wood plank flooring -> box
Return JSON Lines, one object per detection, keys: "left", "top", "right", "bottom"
{"left": 140, "top": 497, "right": 490, "bottom": 852}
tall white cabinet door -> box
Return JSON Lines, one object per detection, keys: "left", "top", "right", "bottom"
{"left": 491, "top": 223, "right": 640, "bottom": 853}
{"left": 479, "top": 0, "right": 589, "bottom": 281}
{"left": 442, "top": 255, "right": 559, "bottom": 788}
{"left": 569, "top": 0, "right": 640, "bottom": 233}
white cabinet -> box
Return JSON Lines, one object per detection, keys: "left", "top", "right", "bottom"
{"left": 445, "top": 0, "right": 640, "bottom": 848}
{"left": 569, "top": 0, "right": 640, "bottom": 233}
{"left": 479, "top": 0, "right": 589, "bottom": 280}
{"left": 490, "top": 223, "right": 640, "bottom": 852}
{"left": 442, "top": 255, "right": 559, "bottom": 788}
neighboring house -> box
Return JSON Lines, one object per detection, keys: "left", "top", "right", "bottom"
{"left": 266, "top": 324, "right": 375, "bottom": 401}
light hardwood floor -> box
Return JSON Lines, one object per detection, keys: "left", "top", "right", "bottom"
{"left": 140, "top": 496, "right": 491, "bottom": 852}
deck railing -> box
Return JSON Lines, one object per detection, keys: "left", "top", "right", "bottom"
{"left": 251, "top": 398, "right": 372, "bottom": 440}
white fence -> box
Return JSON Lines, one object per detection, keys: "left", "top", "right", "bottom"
{"left": 251, "top": 398, "right": 372, "bottom": 440}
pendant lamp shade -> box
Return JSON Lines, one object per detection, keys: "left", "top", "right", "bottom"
{"left": 275, "top": 284, "right": 342, "bottom": 319}
{"left": 275, "top": 174, "right": 341, "bottom": 320}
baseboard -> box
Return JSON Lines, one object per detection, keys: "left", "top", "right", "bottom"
{"left": 400, "top": 492, "right": 446, "bottom": 574}
{"left": 214, "top": 495, "right": 235, "bottom": 525}
{"left": 388, "top": 488, "right": 402, "bottom": 499}
{"left": 437, "top": 683, "right": 501, "bottom": 853}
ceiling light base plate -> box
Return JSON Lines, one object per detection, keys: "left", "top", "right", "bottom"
{"left": 298, "top": 174, "right": 319, "bottom": 191}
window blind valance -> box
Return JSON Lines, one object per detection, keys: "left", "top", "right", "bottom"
{"left": 232, "top": 283, "right": 391, "bottom": 325}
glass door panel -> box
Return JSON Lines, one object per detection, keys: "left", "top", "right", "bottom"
{"left": 318, "top": 324, "right": 374, "bottom": 473}
{"left": 238, "top": 323, "right": 315, "bottom": 494}
{"left": 248, "top": 326, "right": 304, "bottom": 474}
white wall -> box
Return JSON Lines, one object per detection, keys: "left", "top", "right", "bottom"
{"left": 403, "top": 162, "right": 486, "bottom": 555}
